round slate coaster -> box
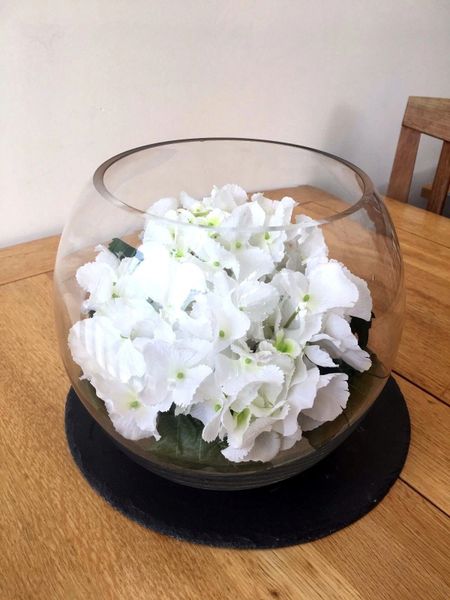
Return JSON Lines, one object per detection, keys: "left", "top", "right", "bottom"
{"left": 65, "top": 377, "right": 410, "bottom": 549}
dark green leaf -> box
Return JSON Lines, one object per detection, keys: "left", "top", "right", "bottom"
{"left": 151, "top": 408, "right": 232, "bottom": 468}
{"left": 108, "top": 238, "right": 143, "bottom": 261}
{"left": 350, "top": 312, "right": 374, "bottom": 349}
{"left": 319, "top": 358, "right": 357, "bottom": 378}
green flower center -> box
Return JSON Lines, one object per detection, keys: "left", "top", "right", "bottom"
{"left": 275, "top": 333, "right": 296, "bottom": 355}
{"left": 235, "top": 408, "right": 250, "bottom": 428}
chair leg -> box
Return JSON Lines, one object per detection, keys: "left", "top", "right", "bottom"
{"left": 427, "top": 141, "right": 450, "bottom": 214}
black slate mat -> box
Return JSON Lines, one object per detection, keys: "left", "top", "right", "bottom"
{"left": 65, "top": 377, "right": 410, "bottom": 549}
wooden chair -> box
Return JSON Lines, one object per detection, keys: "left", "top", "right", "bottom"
{"left": 387, "top": 96, "right": 450, "bottom": 214}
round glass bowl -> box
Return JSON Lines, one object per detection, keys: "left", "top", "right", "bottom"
{"left": 54, "top": 138, "right": 404, "bottom": 490}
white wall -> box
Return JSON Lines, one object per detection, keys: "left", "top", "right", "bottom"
{"left": 2, "top": 0, "right": 450, "bottom": 248}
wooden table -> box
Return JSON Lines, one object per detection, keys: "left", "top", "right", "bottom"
{"left": 1, "top": 197, "right": 449, "bottom": 599}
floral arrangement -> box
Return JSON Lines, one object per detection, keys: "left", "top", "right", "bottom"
{"left": 69, "top": 184, "right": 372, "bottom": 463}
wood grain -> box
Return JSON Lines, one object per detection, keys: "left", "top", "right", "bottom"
{"left": 387, "top": 125, "right": 421, "bottom": 203}
{"left": 396, "top": 375, "right": 450, "bottom": 514}
{"left": 403, "top": 97, "right": 450, "bottom": 142}
{"left": 387, "top": 97, "right": 450, "bottom": 211}
{"left": 394, "top": 229, "right": 450, "bottom": 400}
{"left": 1, "top": 273, "right": 449, "bottom": 600}
{"left": 0, "top": 234, "right": 60, "bottom": 286}
{"left": 443, "top": 386, "right": 450, "bottom": 405}
{"left": 421, "top": 182, "right": 450, "bottom": 207}
{"left": 427, "top": 141, "right": 450, "bottom": 214}
{"left": 383, "top": 196, "right": 450, "bottom": 249}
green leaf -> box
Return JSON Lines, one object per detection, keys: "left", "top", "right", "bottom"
{"left": 150, "top": 408, "right": 232, "bottom": 468}
{"left": 108, "top": 238, "right": 143, "bottom": 261}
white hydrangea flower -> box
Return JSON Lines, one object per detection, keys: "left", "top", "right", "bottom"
{"left": 137, "top": 243, "right": 206, "bottom": 314}
{"left": 96, "top": 297, "right": 174, "bottom": 342}
{"left": 278, "top": 366, "right": 320, "bottom": 438}
{"left": 146, "top": 196, "right": 179, "bottom": 216}
{"left": 91, "top": 373, "right": 170, "bottom": 441}
{"left": 250, "top": 194, "right": 296, "bottom": 263}
{"left": 299, "top": 372, "right": 350, "bottom": 431}
{"left": 69, "top": 315, "right": 146, "bottom": 383}
{"left": 76, "top": 248, "right": 149, "bottom": 313}
{"left": 286, "top": 214, "right": 329, "bottom": 269}
{"left": 143, "top": 340, "right": 212, "bottom": 409}
{"left": 190, "top": 373, "right": 231, "bottom": 442}
{"left": 69, "top": 183, "right": 373, "bottom": 464}
{"left": 311, "top": 313, "right": 372, "bottom": 372}
{"left": 218, "top": 201, "right": 263, "bottom": 247}
{"left": 212, "top": 271, "right": 279, "bottom": 325}
{"left": 340, "top": 266, "right": 373, "bottom": 321}
{"left": 184, "top": 289, "right": 250, "bottom": 352}
{"left": 205, "top": 184, "right": 248, "bottom": 211}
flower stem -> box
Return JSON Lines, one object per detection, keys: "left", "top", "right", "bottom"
{"left": 283, "top": 306, "right": 300, "bottom": 329}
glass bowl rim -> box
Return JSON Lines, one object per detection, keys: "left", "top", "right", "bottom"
{"left": 93, "top": 137, "right": 376, "bottom": 233}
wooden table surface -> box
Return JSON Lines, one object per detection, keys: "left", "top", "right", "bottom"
{"left": 1, "top": 197, "right": 449, "bottom": 600}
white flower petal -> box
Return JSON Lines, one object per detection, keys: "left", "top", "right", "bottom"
{"left": 280, "top": 367, "right": 320, "bottom": 436}
{"left": 195, "top": 292, "right": 250, "bottom": 350}
{"left": 340, "top": 347, "right": 372, "bottom": 372}
{"left": 285, "top": 313, "right": 323, "bottom": 347}
{"left": 92, "top": 375, "right": 170, "bottom": 441}
{"left": 179, "top": 191, "right": 201, "bottom": 211}
{"left": 298, "top": 224, "right": 328, "bottom": 268}
{"left": 218, "top": 358, "right": 284, "bottom": 399}
{"left": 320, "top": 313, "right": 372, "bottom": 372}
{"left": 341, "top": 266, "right": 373, "bottom": 321}
{"left": 94, "top": 245, "right": 121, "bottom": 268}
{"left": 76, "top": 261, "right": 116, "bottom": 309}
{"left": 146, "top": 196, "right": 179, "bottom": 217}
{"left": 304, "top": 344, "right": 336, "bottom": 367}
{"left": 234, "top": 280, "right": 279, "bottom": 322}
{"left": 138, "top": 244, "right": 206, "bottom": 309}
{"left": 68, "top": 316, "right": 146, "bottom": 383}
{"left": 280, "top": 429, "right": 303, "bottom": 451}
{"left": 237, "top": 247, "right": 275, "bottom": 280}
{"left": 221, "top": 445, "right": 249, "bottom": 462}
{"left": 272, "top": 268, "right": 308, "bottom": 301}
{"left": 195, "top": 237, "right": 240, "bottom": 276}
{"left": 300, "top": 372, "right": 349, "bottom": 427}
{"left": 171, "top": 365, "right": 212, "bottom": 407}
{"left": 307, "top": 260, "right": 358, "bottom": 313}
{"left": 240, "top": 412, "right": 287, "bottom": 450}
{"left": 242, "top": 431, "right": 281, "bottom": 463}
{"left": 207, "top": 184, "right": 248, "bottom": 211}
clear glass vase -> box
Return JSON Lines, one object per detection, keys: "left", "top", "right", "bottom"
{"left": 54, "top": 138, "right": 404, "bottom": 490}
